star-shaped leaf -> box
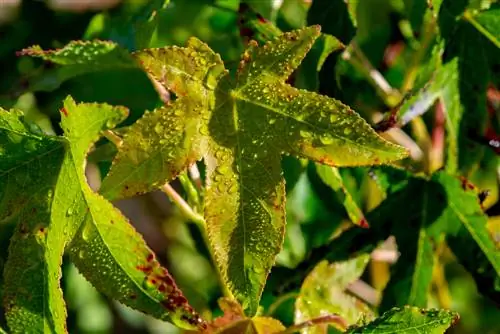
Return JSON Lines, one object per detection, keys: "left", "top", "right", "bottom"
{"left": 0, "top": 97, "right": 205, "bottom": 332}
{"left": 99, "top": 26, "right": 407, "bottom": 314}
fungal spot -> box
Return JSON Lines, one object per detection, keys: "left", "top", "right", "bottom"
{"left": 61, "top": 107, "right": 68, "bottom": 117}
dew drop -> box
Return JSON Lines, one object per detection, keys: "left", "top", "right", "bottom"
{"left": 81, "top": 220, "right": 93, "bottom": 242}
{"left": 66, "top": 207, "right": 74, "bottom": 217}
{"left": 217, "top": 165, "right": 230, "bottom": 175}
{"left": 343, "top": 127, "right": 352, "bottom": 135}
{"left": 154, "top": 123, "right": 164, "bottom": 134}
{"left": 299, "top": 130, "right": 312, "bottom": 138}
{"left": 228, "top": 184, "right": 238, "bottom": 194}
{"left": 268, "top": 118, "right": 276, "bottom": 125}
{"left": 330, "top": 114, "right": 338, "bottom": 122}
{"left": 319, "top": 135, "right": 334, "bottom": 145}
{"left": 142, "top": 277, "right": 155, "bottom": 290}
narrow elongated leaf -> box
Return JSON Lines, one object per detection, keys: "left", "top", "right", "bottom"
{"left": 99, "top": 27, "right": 407, "bottom": 313}
{"left": 295, "top": 256, "right": 373, "bottom": 333}
{"left": 0, "top": 97, "right": 205, "bottom": 331}
{"left": 18, "top": 41, "right": 137, "bottom": 92}
{"left": 346, "top": 306, "right": 458, "bottom": 334}
{"left": 1, "top": 109, "right": 68, "bottom": 333}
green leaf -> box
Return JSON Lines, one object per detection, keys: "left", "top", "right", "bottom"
{"left": 346, "top": 306, "right": 459, "bottom": 333}
{"left": 315, "top": 165, "right": 367, "bottom": 227}
{"left": 0, "top": 97, "right": 205, "bottom": 332}
{"left": 59, "top": 97, "right": 205, "bottom": 330}
{"left": 295, "top": 256, "right": 374, "bottom": 332}
{"left": 100, "top": 27, "right": 407, "bottom": 314}
{"left": 1, "top": 109, "right": 68, "bottom": 333}
{"left": 379, "top": 171, "right": 500, "bottom": 309}
{"left": 307, "top": 0, "right": 356, "bottom": 44}
{"left": 436, "top": 2, "right": 500, "bottom": 173}
{"left": 84, "top": 0, "right": 171, "bottom": 50}
{"left": 18, "top": 40, "right": 137, "bottom": 92}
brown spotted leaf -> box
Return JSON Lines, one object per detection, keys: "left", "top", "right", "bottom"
{"left": 99, "top": 26, "right": 407, "bottom": 314}
{"left": 0, "top": 96, "right": 205, "bottom": 332}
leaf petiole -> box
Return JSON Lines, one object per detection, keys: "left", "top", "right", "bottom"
{"left": 102, "top": 129, "right": 123, "bottom": 148}
{"left": 161, "top": 183, "right": 205, "bottom": 228}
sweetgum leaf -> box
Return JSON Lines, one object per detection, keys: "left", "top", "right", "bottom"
{"left": 59, "top": 97, "right": 205, "bottom": 330}
{"left": 0, "top": 97, "right": 205, "bottom": 331}
{"left": 1, "top": 109, "right": 68, "bottom": 333}
{"left": 18, "top": 40, "right": 137, "bottom": 92}
{"left": 100, "top": 26, "right": 407, "bottom": 314}
{"left": 346, "top": 306, "right": 458, "bottom": 334}
{"left": 295, "top": 256, "right": 374, "bottom": 333}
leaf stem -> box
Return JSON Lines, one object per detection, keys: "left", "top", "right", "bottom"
{"left": 463, "top": 10, "right": 500, "bottom": 49}
{"left": 161, "top": 183, "right": 232, "bottom": 299}
{"left": 278, "top": 314, "right": 348, "bottom": 334}
{"left": 344, "top": 42, "right": 402, "bottom": 107}
{"left": 266, "top": 292, "right": 298, "bottom": 316}
{"left": 188, "top": 163, "right": 203, "bottom": 190}
{"left": 178, "top": 172, "right": 201, "bottom": 207}
{"left": 161, "top": 183, "right": 205, "bottom": 227}
{"left": 102, "top": 130, "right": 123, "bottom": 147}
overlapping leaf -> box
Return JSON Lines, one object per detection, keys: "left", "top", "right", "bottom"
{"left": 0, "top": 97, "right": 204, "bottom": 332}
{"left": 315, "top": 165, "right": 367, "bottom": 227}
{"left": 18, "top": 41, "right": 137, "bottom": 92}
{"left": 295, "top": 255, "right": 373, "bottom": 333}
{"left": 346, "top": 306, "right": 458, "bottom": 334}
{"left": 98, "top": 27, "right": 407, "bottom": 313}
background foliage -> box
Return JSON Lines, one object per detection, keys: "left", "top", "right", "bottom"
{"left": 0, "top": 0, "right": 499, "bottom": 333}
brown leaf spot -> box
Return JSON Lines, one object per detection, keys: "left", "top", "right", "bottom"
{"left": 61, "top": 107, "right": 68, "bottom": 117}
{"left": 136, "top": 265, "right": 153, "bottom": 274}
{"left": 358, "top": 217, "right": 369, "bottom": 228}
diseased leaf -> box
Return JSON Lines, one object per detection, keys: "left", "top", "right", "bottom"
{"left": 18, "top": 41, "right": 137, "bottom": 92}
{"left": 0, "top": 97, "right": 205, "bottom": 332}
{"left": 99, "top": 27, "right": 407, "bottom": 313}
{"left": 295, "top": 256, "right": 374, "bottom": 333}
{"left": 346, "top": 306, "right": 458, "bottom": 334}
{"left": 60, "top": 97, "right": 205, "bottom": 330}
{"left": 315, "top": 165, "right": 366, "bottom": 227}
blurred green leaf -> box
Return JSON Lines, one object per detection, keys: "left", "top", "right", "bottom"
{"left": 19, "top": 40, "right": 137, "bottom": 92}
{"left": 315, "top": 164, "right": 366, "bottom": 227}
{"left": 437, "top": 1, "right": 500, "bottom": 174}
{"left": 346, "top": 306, "right": 458, "bottom": 333}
